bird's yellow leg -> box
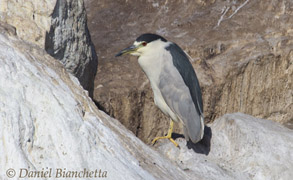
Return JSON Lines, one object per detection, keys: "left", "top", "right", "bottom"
{"left": 152, "top": 120, "right": 178, "bottom": 147}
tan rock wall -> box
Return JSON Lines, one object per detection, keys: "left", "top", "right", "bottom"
{"left": 215, "top": 52, "right": 292, "bottom": 124}
{"left": 1, "top": 0, "right": 97, "bottom": 97}
{"left": 0, "top": 0, "right": 55, "bottom": 47}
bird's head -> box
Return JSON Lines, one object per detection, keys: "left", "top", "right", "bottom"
{"left": 115, "top": 33, "right": 167, "bottom": 57}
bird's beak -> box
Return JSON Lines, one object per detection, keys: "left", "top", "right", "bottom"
{"left": 115, "top": 45, "right": 138, "bottom": 57}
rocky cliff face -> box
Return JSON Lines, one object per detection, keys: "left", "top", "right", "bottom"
{"left": 0, "top": 0, "right": 97, "bottom": 97}
{"left": 85, "top": 0, "right": 293, "bottom": 143}
{"left": 1, "top": 27, "right": 292, "bottom": 180}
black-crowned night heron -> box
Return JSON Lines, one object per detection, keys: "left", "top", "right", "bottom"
{"left": 116, "top": 33, "right": 204, "bottom": 147}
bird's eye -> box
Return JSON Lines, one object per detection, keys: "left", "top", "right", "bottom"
{"left": 142, "top": 42, "right": 147, "bottom": 46}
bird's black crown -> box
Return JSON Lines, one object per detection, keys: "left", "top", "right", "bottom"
{"left": 136, "top": 33, "right": 167, "bottom": 43}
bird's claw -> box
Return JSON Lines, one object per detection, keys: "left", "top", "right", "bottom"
{"left": 152, "top": 136, "right": 179, "bottom": 148}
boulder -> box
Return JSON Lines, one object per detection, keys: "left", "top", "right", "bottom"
{"left": 0, "top": 0, "right": 97, "bottom": 97}
{"left": 157, "top": 113, "right": 293, "bottom": 180}
{"left": 0, "top": 27, "right": 189, "bottom": 180}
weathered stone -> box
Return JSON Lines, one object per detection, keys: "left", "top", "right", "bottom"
{"left": 0, "top": 0, "right": 97, "bottom": 97}
{"left": 85, "top": 0, "right": 293, "bottom": 143}
{"left": 156, "top": 113, "right": 293, "bottom": 180}
{"left": 0, "top": 29, "right": 191, "bottom": 180}
{"left": 0, "top": 21, "right": 16, "bottom": 36}
{"left": 45, "top": 0, "right": 98, "bottom": 97}
{"left": 0, "top": 0, "right": 55, "bottom": 46}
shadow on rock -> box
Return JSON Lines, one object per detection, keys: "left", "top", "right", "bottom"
{"left": 172, "top": 126, "right": 212, "bottom": 155}
{"left": 93, "top": 99, "right": 109, "bottom": 115}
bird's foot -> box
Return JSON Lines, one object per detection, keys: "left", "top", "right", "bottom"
{"left": 152, "top": 135, "right": 179, "bottom": 147}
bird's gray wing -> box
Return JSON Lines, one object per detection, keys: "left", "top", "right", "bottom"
{"left": 158, "top": 43, "right": 204, "bottom": 143}
{"left": 165, "top": 43, "right": 203, "bottom": 115}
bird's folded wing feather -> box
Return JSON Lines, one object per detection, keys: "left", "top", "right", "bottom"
{"left": 158, "top": 45, "right": 203, "bottom": 142}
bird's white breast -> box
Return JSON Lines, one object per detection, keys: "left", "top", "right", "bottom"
{"left": 137, "top": 41, "right": 179, "bottom": 121}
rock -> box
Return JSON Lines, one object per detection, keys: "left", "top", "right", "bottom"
{"left": 85, "top": 0, "right": 293, "bottom": 143}
{"left": 156, "top": 113, "right": 293, "bottom": 180}
{"left": 0, "top": 28, "right": 190, "bottom": 180}
{"left": 0, "top": 0, "right": 97, "bottom": 97}
{"left": 45, "top": 0, "right": 98, "bottom": 97}
{"left": 0, "top": 0, "right": 55, "bottom": 46}
{"left": 1, "top": 27, "right": 292, "bottom": 180}
{"left": 0, "top": 21, "right": 16, "bottom": 36}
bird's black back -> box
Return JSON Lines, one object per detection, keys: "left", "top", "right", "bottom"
{"left": 165, "top": 43, "right": 203, "bottom": 115}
